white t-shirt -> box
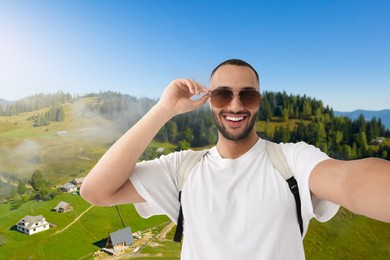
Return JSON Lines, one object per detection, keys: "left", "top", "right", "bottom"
{"left": 130, "top": 139, "right": 339, "bottom": 259}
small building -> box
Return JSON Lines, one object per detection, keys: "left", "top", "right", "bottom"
{"left": 103, "top": 227, "right": 134, "bottom": 255}
{"left": 61, "top": 182, "right": 77, "bottom": 193}
{"left": 72, "top": 177, "right": 85, "bottom": 187}
{"left": 52, "top": 201, "right": 73, "bottom": 213}
{"left": 17, "top": 215, "right": 50, "bottom": 235}
{"left": 56, "top": 131, "right": 68, "bottom": 136}
{"left": 371, "top": 137, "right": 384, "bottom": 145}
{"left": 156, "top": 147, "right": 165, "bottom": 154}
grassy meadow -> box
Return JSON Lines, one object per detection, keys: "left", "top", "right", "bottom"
{"left": 0, "top": 98, "right": 121, "bottom": 182}
{"left": 0, "top": 193, "right": 169, "bottom": 259}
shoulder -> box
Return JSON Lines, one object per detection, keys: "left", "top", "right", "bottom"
{"left": 279, "top": 141, "right": 329, "bottom": 162}
{"left": 276, "top": 141, "right": 330, "bottom": 178}
{"left": 134, "top": 150, "right": 191, "bottom": 176}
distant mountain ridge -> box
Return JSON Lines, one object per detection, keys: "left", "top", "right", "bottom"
{"left": 334, "top": 109, "right": 390, "bottom": 130}
{"left": 0, "top": 98, "right": 10, "bottom": 109}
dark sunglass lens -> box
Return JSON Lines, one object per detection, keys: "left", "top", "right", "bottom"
{"left": 240, "top": 90, "right": 260, "bottom": 108}
{"left": 211, "top": 89, "right": 233, "bottom": 108}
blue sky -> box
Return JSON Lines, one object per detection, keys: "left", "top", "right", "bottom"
{"left": 0, "top": 0, "right": 389, "bottom": 111}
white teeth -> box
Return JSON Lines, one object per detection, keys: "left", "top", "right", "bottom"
{"left": 226, "top": 116, "right": 244, "bottom": 122}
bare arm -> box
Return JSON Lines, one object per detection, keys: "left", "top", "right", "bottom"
{"left": 310, "top": 157, "right": 390, "bottom": 222}
{"left": 80, "top": 79, "right": 210, "bottom": 206}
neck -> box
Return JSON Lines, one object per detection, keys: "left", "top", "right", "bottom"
{"left": 216, "top": 131, "right": 259, "bottom": 159}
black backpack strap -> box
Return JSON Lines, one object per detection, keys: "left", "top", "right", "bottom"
{"left": 173, "top": 191, "right": 184, "bottom": 242}
{"left": 286, "top": 177, "right": 304, "bottom": 235}
{"left": 266, "top": 140, "right": 304, "bottom": 236}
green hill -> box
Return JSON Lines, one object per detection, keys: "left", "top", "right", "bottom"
{"left": 0, "top": 97, "right": 122, "bottom": 182}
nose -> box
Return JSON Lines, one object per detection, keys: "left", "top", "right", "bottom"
{"left": 227, "top": 94, "right": 245, "bottom": 111}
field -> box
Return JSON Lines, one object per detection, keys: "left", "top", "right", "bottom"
{"left": 304, "top": 208, "right": 390, "bottom": 259}
{"left": 1, "top": 194, "right": 389, "bottom": 259}
{"left": 0, "top": 98, "right": 390, "bottom": 259}
{"left": 0, "top": 193, "right": 170, "bottom": 259}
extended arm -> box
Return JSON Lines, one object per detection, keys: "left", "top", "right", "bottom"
{"left": 80, "top": 79, "right": 209, "bottom": 206}
{"left": 310, "top": 157, "right": 390, "bottom": 222}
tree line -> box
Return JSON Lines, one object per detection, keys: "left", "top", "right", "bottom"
{"left": 258, "top": 91, "right": 389, "bottom": 159}
{"left": 86, "top": 91, "right": 389, "bottom": 160}
{"left": 27, "top": 106, "right": 66, "bottom": 127}
{"left": 2, "top": 90, "right": 388, "bottom": 160}
{"left": 0, "top": 91, "right": 73, "bottom": 116}
{"left": 85, "top": 91, "right": 156, "bottom": 131}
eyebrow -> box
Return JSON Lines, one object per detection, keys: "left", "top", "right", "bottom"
{"left": 215, "top": 86, "right": 258, "bottom": 91}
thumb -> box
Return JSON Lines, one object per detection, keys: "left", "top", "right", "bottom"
{"left": 192, "top": 93, "right": 210, "bottom": 109}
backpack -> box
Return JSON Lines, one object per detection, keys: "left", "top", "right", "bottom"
{"left": 173, "top": 140, "right": 303, "bottom": 242}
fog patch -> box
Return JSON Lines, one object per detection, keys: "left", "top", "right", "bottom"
{"left": 0, "top": 140, "right": 42, "bottom": 177}
{"left": 70, "top": 94, "right": 155, "bottom": 144}
{"left": 69, "top": 99, "right": 123, "bottom": 144}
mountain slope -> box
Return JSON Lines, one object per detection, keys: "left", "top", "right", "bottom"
{"left": 335, "top": 109, "right": 390, "bottom": 130}
{"left": 0, "top": 98, "right": 10, "bottom": 109}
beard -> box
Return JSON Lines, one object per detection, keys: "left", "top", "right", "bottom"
{"left": 212, "top": 110, "right": 258, "bottom": 141}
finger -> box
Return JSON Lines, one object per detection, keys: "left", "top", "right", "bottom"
{"left": 176, "top": 78, "right": 207, "bottom": 96}
{"left": 188, "top": 78, "right": 200, "bottom": 95}
{"left": 196, "top": 82, "right": 209, "bottom": 94}
{"left": 192, "top": 92, "right": 210, "bottom": 108}
{"left": 185, "top": 78, "right": 197, "bottom": 95}
{"left": 189, "top": 79, "right": 209, "bottom": 96}
{"left": 174, "top": 78, "right": 193, "bottom": 95}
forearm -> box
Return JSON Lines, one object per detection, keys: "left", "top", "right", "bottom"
{"left": 81, "top": 103, "right": 173, "bottom": 204}
{"left": 311, "top": 157, "right": 390, "bottom": 223}
{"left": 80, "top": 78, "right": 209, "bottom": 206}
{"left": 343, "top": 158, "right": 390, "bottom": 222}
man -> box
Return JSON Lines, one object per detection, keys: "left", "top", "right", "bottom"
{"left": 80, "top": 59, "right": 390, "bottom": 259}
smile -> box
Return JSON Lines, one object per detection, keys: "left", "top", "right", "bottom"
{"left": 225, "top": 116, "right": 244, "bottom": 122}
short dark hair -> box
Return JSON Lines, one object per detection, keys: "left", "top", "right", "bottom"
{"left": 210, "top": 59, "right": 259, "bottom": 83}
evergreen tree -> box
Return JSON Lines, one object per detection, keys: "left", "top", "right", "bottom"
{"left": 30, "top": 170, "right": 49, "bottom": 192}
{"left": 17, "top": 181, "right": 27, "bottom": 195}
{"left": 178, "top": 140, "right": 191, "bottom": 150}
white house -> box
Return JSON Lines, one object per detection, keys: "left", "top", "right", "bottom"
{"left": 72, "top": 177, "right": 85, "bottom": 187}
{"left": 17, "top": 215, "right": 50, "bottom": 235}
{"left": 52, "top": 201, "right": 73, "bottom": 213}
{"left": 61, "top": 182, "right": 77, "bottom": 193}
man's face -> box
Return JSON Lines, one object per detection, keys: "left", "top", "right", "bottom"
{"left": 209, "top": 65, "right": 260, "bottom": 141}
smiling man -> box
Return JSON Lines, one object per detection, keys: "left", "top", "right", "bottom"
{"left": 80, "top": 59, "right": 390, "bottom": 259}
{"left": 210, "top": 63, "right": 260, "bottom": 143}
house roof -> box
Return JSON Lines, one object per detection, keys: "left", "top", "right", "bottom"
{"left": 156, "top": 147, "right": 165, "bottom": 153}
{"left": 20, "top": 215, "right": 44, "bottom": 223}
{"left": 109, "top": 227, "right": 134, "bottom": 247}
{"left": 19, "top": 215, "right": 46, "bottom": 229}
{"left": 62, "top": 182, "right": 76, "bottom": 189}
{"left": 73, "top": 177, "right": 85, "bottom": 184}
{"left": 53, "top": 201, "right": 70, "bottom": 210}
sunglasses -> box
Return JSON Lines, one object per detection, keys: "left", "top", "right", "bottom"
{"left": 210, "top": 88, "right": 261, "bottom": 109}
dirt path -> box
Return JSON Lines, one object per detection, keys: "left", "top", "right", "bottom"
{"left": 54, "top": 205, "right": 94, "bottom": 235}
{"left": 157, "top": 222, "right": 175, "bottom": 240}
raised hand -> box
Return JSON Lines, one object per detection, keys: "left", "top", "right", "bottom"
{"left": 81, "top": 78, "right": 210, "bottom": 207}
{"left": 157, "top": 78, "right": 210, "bottom": 117}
